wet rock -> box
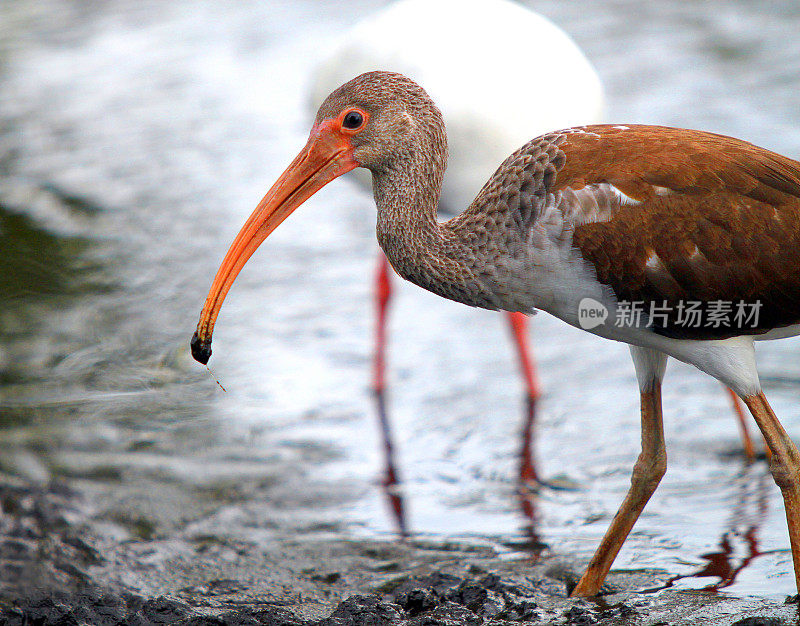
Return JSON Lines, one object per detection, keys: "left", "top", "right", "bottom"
{"left": 406, "top": 602, "right": 481, "bottom": 626}
{"left": 731, "top": 618, "right": 784, "bottom": 626}
{"left": 447, "top": 580, "right": 505, "bottom": 617}
{"left": 247, "top": 606, "right": 306, "bottom": 626}
{"left": 395, "top": 588, "right": 439, "bottom": 616}
{"left": 318, "top": 595, "right": 405, "bottom": 626}
{"left": 390, "top": 571, "right": 549, "bottom": 624}
{"left": 141, "top": 596, "right": 193, "bottom": 623}
{"left": 0, "top": 591, "right": 131, "bottom": 626}
{"left": 597, "top": 603, "right": 635, "bottom": 621}
{"left": 495, "top": 599, "right": 539, "bottom": 622}
{"left": 1, "top": 474, "right": 796, "bottom": 626}
{"left": 563, "top": 604, "right": 600, "bottom": 625}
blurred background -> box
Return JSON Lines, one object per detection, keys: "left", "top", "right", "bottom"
{"left": 1, "top": 0, "right": 800, "bottom": 599}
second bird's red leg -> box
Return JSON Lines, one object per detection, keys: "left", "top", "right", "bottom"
{"left": 506, "top": 312, "right": 542, "bottom": 484}
{"left": 373, "top": 253, "right": 406, "bottom": 535}
{"left": 374, "top": 254, "right": 393, "bottom": 395}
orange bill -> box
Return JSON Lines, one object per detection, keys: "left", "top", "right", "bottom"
{"left": 191, "top": 121, "right": 358, "bottom": 364}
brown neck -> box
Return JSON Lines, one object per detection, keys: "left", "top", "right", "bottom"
{"left": 372, "top": 155, "right": 505, "bottom": 311}
{"left": 373, "top": 152, "right": 441, "bottom": 261}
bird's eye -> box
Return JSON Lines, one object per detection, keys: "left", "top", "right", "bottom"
{"left": 342, "top": 110, "right": 364, "bottom": 130}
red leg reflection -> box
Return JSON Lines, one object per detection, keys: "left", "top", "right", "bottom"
{"left": 374, "top": 387, "right": 408, "bottom": 537}
{"left": 372, "top": 254, "right": 407, "bottom": 537}
{"left": 645, "top": 467, "right": 773, "bottom": 593}
{"left": 506, "top": 312, "right": 541, "bottom": 484}
{"left": 517, "top": 488, "right": 547, "bottom": 560}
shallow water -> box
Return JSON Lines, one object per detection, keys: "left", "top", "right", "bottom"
{"left": 1, "top": 0, "right": 800, "bottom": 601}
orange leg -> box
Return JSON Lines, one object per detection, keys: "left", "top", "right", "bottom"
{"left": 726, "top": 386, "right": 756, "bottom": 460}
{"left": 506, "top": 312, "right": 542, "bottom": 484}
{"left": 742, "top": 392, "right": 800, "bottom": 593}
{"left": 572, "top": 359, "right": 667, "bottom": 597}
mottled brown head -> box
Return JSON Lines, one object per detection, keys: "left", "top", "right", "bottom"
{"left": 191, "top": 71, "right": 447, "bottom": 365}
{"left": 315, "top": 71, "right": 446, "bottom": 174}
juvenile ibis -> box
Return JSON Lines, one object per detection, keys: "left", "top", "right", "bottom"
{"left": 192, "top": 71, "right": 800, "bottom": 596}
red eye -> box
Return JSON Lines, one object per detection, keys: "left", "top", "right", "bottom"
{"left": 342, "top": 110, "right": 364, "bottom": 130}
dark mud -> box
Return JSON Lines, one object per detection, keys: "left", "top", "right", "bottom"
{"left": 1, "top": 481, "right": 797, "bottom": 626}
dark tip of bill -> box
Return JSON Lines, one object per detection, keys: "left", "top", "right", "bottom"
{"left": 190, "top": 332, "right": 212, "bottom": 365}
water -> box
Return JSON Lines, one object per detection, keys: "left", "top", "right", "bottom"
{"left": 1, "top": 0, "right": 799, "bottom": 600}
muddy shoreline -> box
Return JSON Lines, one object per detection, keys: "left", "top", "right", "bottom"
{"left": 1, "top": 480, "right": 797, "bottom": 626}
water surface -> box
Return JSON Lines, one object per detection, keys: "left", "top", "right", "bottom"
{"left": 1, "top": 0, "right": 799, "bottom": 600}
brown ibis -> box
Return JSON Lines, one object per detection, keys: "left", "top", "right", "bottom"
{"left": 191, "top": 71, "right": 800, "bottom": 596}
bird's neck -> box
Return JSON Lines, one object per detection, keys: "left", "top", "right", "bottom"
{"left": 372, "top": 158, "right": 506, "bottom": 311}
{"left": 373, "top": 154, "right": 441, "bottom": 254}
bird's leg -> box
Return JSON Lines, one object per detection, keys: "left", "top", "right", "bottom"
{"left": 372, "top": 252, "right": 406, "bottom": 532}
{"left": 505, "top": 312, "right": 541, "bottom": 485}
{"left": 373, "top": 254, "right": 393, "bottom": 395}
{"left": 371, "top": 253, "right": 407, "bottom": 536}
{"left": 726, "top": 386, "right": 757, "bottom": 460}
{"left": 742, "top": 392, "right": 800, "bottom": 593}
{"left": 571, "top": 347, "right": 667, "bottom": 597}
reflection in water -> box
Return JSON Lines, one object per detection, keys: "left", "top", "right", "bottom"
{"left": 375, "top": 374, "right": 548, "bottom": 557}
{"left": 371, "top": 255, "right": 408, "bottom": 536}
{"left": 372, "top": 386, "right": 549, "bottom": 540}
{"left": 518, "top": 395, "right": 539, "bottom": 485}
{"left": 646, "top": 466, "right": 776, "bottom": 593}
{"left": 0, "top": 205, "right": 93, "bottom": 301}
{"left": 516, "top": 481, "right": 546, "bottom": 561}
{"left": 0, "top": 187, "right": 112, "bottom": 483}
{"left": 373, "top": 388, "right": 407, "bottom": 537}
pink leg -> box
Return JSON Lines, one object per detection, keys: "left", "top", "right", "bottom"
{"left": 505, "top": 312, "right": 542, "bottom": 484}
{"left": 372, "top": 253, "right": 407, "bottom": 536}
{"left": 373, "top": 254, "right": 392, "bottom": 394}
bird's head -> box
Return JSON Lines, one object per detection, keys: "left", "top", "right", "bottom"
{"left": 314, "top": 71, "right": 446, "bottom": 173}
{"left": 191, "top": 71, "right": 444, "bottom": 365}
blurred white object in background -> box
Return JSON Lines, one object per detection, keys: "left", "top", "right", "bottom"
{"left": 308, "top": 0, "right": 604, "bottom": 211}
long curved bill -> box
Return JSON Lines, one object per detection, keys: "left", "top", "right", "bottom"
{"left": 191, "top": 122, "right": 358, "bottom": 364}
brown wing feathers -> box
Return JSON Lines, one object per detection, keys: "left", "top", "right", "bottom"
{"left": 557, "top": 125, "right": 800, "bottom": 339}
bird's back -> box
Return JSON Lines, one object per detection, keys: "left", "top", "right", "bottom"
{"left": 459, "top": 124, "right": 800, "bottom": 339}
